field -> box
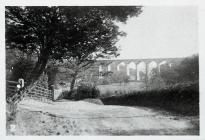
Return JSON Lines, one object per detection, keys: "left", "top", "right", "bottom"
{"left": 97, "top": 82, "right": 145, "bottom": 97}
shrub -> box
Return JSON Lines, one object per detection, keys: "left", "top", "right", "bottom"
{"left": 110, "top": 71, "right": 129, "bottom": 84}
{"left": 159, "top": 54, "right": 199, "bottom": 85}
{"left": 97, "top": 77, "right": 111, "bottom": 85}
{"left": 101, "top": 82, "right": 199, "bottom": 116}
{"left": 176, "top": 55, "right": 199, "bottom": 82}
{"left": 160, "top": 64, "right": 179, "bottom": 85}
{"left": 75, "top": 82, "right": 100, "bottom": 100}
{"left": 61, "top": 90, "right": 72, "bottom": 99}
{"left": 9, "top": 57, "right": 34, "bottom": 82}
{"left": 148, "top": 75, "right": 166, "bottom": 90}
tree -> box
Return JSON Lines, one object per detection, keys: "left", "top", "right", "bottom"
{"left": 57, "top": 7, "right": 142, "bottom": 91}
{"left": 6, "top": 7, "right": 68, "bottom": 81}
{"left": 159, "top": 54, "right": 199, "bottom": 84}
{"left": 110, "top": 71, "right": 129, "bottom": 84}
{"left": 175, "top": 55, "right": 199, "bottom": 82}
{"left": 160, "top": 64, "right": 179, "bottom": 85}
{"left": 175, "top": 54, "right": 199, "bottom": 82}
{"left": 148, "top": 68, "right": 165, "bottom": 89}
{"left": 6, "top": 6, "right": 142, "bottom": 86}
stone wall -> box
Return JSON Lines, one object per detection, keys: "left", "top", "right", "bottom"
{"left": 26, "top": 73, "right": 53, "bottom": 101}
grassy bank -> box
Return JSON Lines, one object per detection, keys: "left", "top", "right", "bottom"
{"left": 101, "top": 82, "right": 199, "bottom": 116}
{"left": 97, "top": 82, "right": 145, "bottom": 96}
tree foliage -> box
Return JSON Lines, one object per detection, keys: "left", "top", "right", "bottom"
{"left": 148, "top": 68, "right": 166, "bottom": 89}
{"left": 160, "top": 54, "right": 199, "bottom": 84}
{"left": 9, "top": 57, "right": 34, "bottom": 81}
{"left": 110, "top": 71, "right": 129, "bottom": 84}
{"left": 160, "top": 64, "right": 179, "bottom": 85}
{"left": 6, "top": 6, "right": 142, "bottom": 85}
{"left": 176, "top": 54, "right": 199, "bottom": 82}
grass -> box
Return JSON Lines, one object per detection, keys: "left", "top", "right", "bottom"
{"left": 55, "top": 81, "right": 145, "bottom": 99}
{"left": 97, "top": 82, "right": 145, "bottom": 97}
{"left": 100, "top": 82, "right": 199, "bottom": 116}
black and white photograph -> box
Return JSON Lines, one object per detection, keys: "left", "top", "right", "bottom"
{"left": 3, "top": 2, "right": 203, "bottom": 137}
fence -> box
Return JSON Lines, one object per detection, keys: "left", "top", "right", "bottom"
{"left": 6, "top": 73, "right": 54, "bottom": 104}
{"left": 6, "top": 80, "right": 20, "bottom": 104}
{"left": 6, "top": 80, "right": 28, "bottom": 105}
{"left": 6, "top": 80, "right": 18, "bottom": 96}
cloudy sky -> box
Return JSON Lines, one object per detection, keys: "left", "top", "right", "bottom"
{"left": 115, "top": 6, "right": 198, "bottom": 59}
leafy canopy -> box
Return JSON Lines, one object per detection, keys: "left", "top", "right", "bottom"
{"left": 6, "top": 6, "right": 142, "bottom": 84}
{"left": 6, "top": 6, "right": 142, "bottom": 61}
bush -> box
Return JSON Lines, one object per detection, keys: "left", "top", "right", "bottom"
{"left": 97, "top": 77, "right": 111, "bottom": 85}
{"left": 110, "top": 71, "right": 129, "bottom": 84}
{"left": 101, "top": 82, "right": 199, "bottom": 116}
{"left": 148, "top": 76, "right": 166, "bottom": 89}
{"left": 75, "top": 82, "right": 100, "bottom": 100}
{"left": 148, "top": 68, "right": 166, "bottom": 90}
{"left": 159, "top": 54, "right": 199, "bottom": 85}
{"left": 176, "top": 54, "right": 199, "bottom": 82}
{"left": 9, "top": 57, "right": 34, "bottom": 81}
{"left": 160, "top": 64, "right": 179, "bottom": 85}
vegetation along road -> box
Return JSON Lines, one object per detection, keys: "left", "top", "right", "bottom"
{"left": 8, "top": 98, "right": 199, "bottom": 135}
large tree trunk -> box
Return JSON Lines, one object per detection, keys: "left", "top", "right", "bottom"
{"left": 29, "top": 53, "right": 49, "bottom": 84}
{"left": 70, "top": 74, "right": 77, "bottom": 92}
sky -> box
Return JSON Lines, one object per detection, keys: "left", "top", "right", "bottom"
{"left": 115, "top": 6, "right": 198, "bottom": 59}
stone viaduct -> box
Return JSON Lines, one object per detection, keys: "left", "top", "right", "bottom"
{"left": 54, "top": 57, "right": 184, "bottom": 83}
{"left": 96, "top": 58, "right": 184, "bottom": 81}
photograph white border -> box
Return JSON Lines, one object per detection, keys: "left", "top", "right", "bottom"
{"left": 0, "top": 0, "right": 204, "bottom": 140}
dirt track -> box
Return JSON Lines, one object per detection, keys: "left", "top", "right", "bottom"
{"left": 8, "top": 98, "right": 199, "bottom": 135}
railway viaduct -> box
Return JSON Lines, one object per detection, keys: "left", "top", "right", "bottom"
{"left": 54, "top": 57, "right": 184, "bottom": 83}
{"left": 96, "top": 58, "right": 184, "bottom": 81}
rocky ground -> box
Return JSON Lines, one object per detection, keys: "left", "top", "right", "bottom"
{"left": 7, "top": 98, "right": 199, "bottom": 135}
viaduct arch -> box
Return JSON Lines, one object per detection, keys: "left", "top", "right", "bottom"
{"left": 98, "top": 58, "right": 183, "bottom": 81}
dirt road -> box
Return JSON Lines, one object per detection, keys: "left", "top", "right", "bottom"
{"left": 8, "top": 98, "right": 199, "bottom": 135}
